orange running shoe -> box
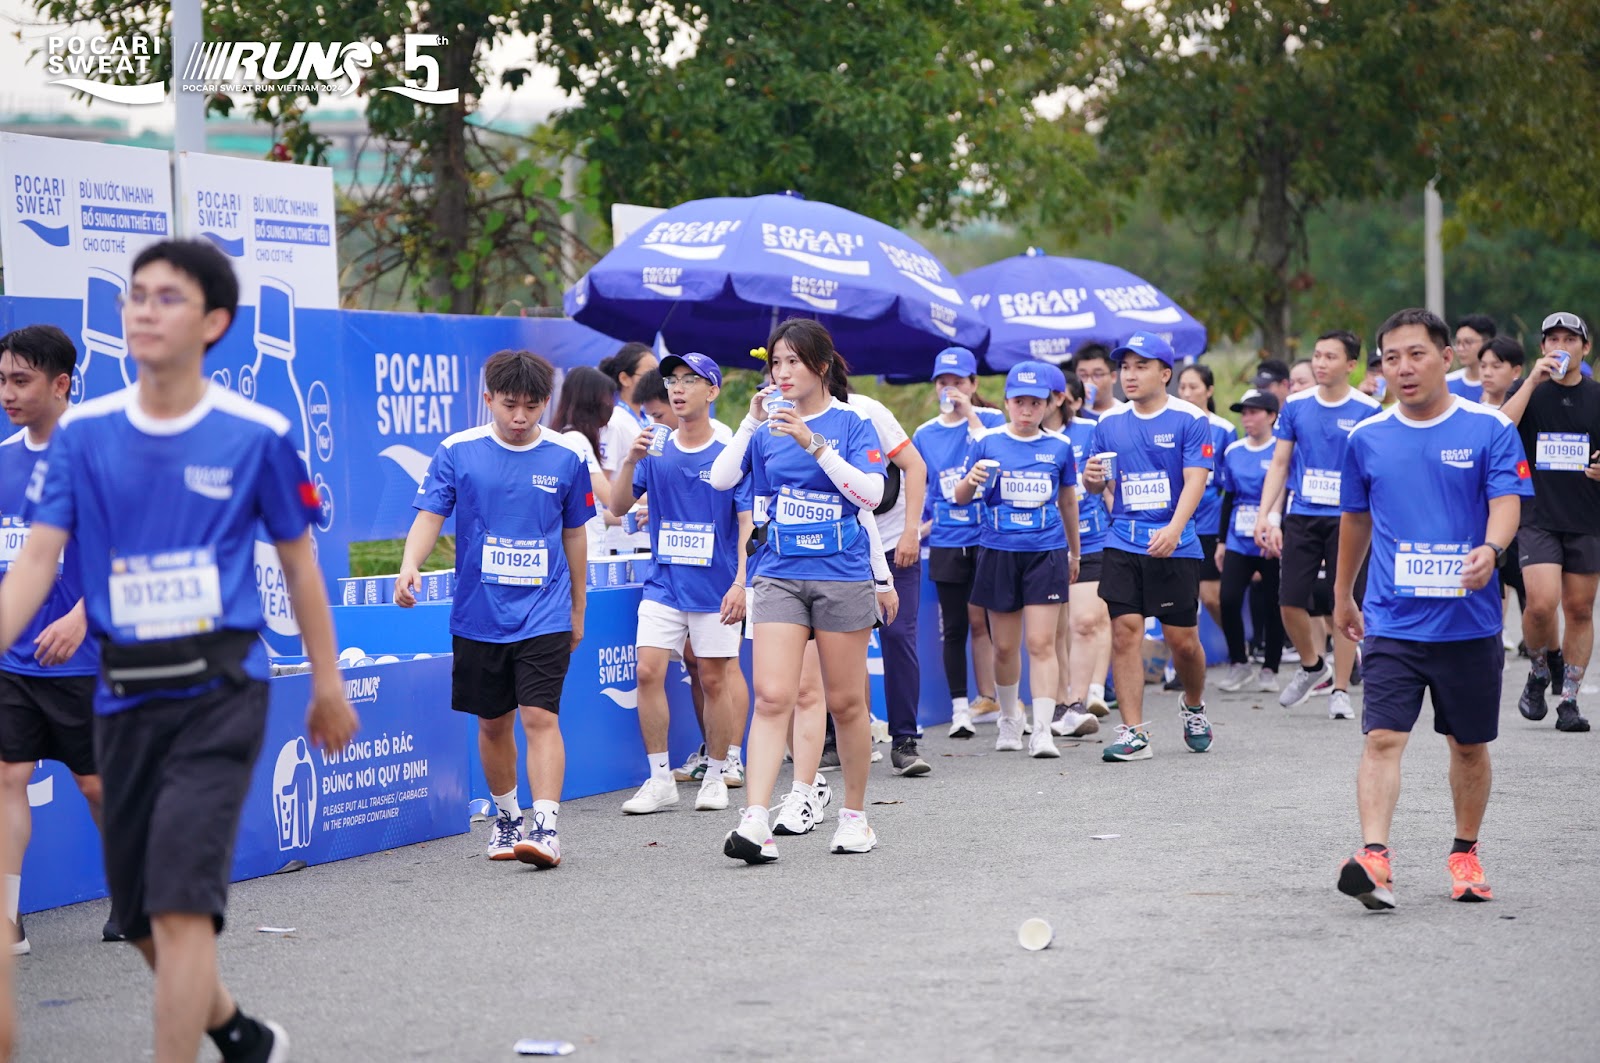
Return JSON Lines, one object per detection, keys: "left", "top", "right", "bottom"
{"left": 1448, "top": 844, "right": 1493, "bottom": 902}
{"left": 1337, "top": 847, "right": 1395, "bottom": 910}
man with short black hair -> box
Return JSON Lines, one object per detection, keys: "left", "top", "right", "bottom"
{"left": 1252, "top": 359, "right": 1291, "bottom": 407}
{"left": 1449, "top": 314, "right": 1498, "bottom": 402}
{"left": 1498, "top": 311, "right": 1600, "bottom": 732}
{"left": 1073, "top": 345, "right": 1122, "bottom": 420}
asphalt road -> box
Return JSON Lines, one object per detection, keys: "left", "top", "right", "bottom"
{"left": 14, "top": 659, "right": 1600, "bottom": 1062}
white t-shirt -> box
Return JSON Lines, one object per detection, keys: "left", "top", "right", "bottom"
{"left": 555, "top": 430, "right": 608, "bottom": 556}
{"left": 845, "top": 394, "right": 913, "bottom": 545}
{"left": 600, "top": 403, "right": 652, "bottom": 551}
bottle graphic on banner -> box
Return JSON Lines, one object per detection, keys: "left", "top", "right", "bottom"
{"left": 77, "top": 268, "right": 137, "bottom": 402}
{"left": 240, "top": 278, "right": 312, "bottom": 474}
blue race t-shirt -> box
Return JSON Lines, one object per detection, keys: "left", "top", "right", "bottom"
{"left": 416, "top": 426, "right": 594, "bottom": 643}
{"left": 1218, "top": 437, "right": 1276, "bottom": 557}
{"left": 749, "top": 400, "right": 883, "bottom": 582}
{"left": 1274, "top": 387, "right": 1384, "bottom": 517}
{"left": 0, "top": 429, "right": 97, "bottom": 677}
{"left": 1192, "top": 411, "right": 1238, "bottom": 541}
{"left": 912, "top": 409, "right": 1005, "bottom": 549}
{"left": 24, "top": 385, "right": 317, "bottom": 713}
{"left": 1446, "top": 370, "right": 1485, "bottom": 403}
{"left": 632, "top": 430, "right": 753, "bottom": 614}
{"left": 1063, "top": 417, "right": 1107, "bottom": 555}
{"left": 1342, "top": 398, "right": 1532, "bottom": 641}
{"left": 1090, "top": 398, "right": 1213, "bottom": 560}
{"left": 968, "top": 426, "right": 1077, "bottom": 552}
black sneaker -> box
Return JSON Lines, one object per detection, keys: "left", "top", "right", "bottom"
{"left": 101, "top": 918, "right": 125, "bottom": 943}
{"left": 1162, "top": 674, "right": 1184, "bottom": 692}
{"left": 1348, "top": 653, "right": 1362, "bottom": 688}
{"left": 818, "top": 746, "right": 841, "bottom": 772}
{"left": 890, "top": 739, "right": 931, "bottom": 777}
{"left": 215, "top": 1015, "right": 289, "bottom": 1063}
{"left": 1555, "top": 699, "right": 1591, "bottom": 733}
{"left": 1519, "top": 671, "right": 1551, "bottom": 721}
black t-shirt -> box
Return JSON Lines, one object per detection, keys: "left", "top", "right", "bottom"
{"left": 1517, "top": 377, "right": 1600, "bottom": 533}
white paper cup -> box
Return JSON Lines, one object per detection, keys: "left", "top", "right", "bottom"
{"left": 1017, "top": 917, "right": 1053, "bottom": 951}
{"left": 1094, "top": 451, "right": 1117, "bottom": 481}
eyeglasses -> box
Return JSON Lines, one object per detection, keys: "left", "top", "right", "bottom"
{"left": 116, "top": 291, "right": 192, "bottom": 309}
{"left": 663, "top": 374, "right": 706, "bottom": 391}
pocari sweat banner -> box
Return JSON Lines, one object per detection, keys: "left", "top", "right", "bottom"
{"left": 0, "top": 132, "right": 174, "bottom": 401}
{"left": 176, "top": 152, "right": 341, "bottom": 655}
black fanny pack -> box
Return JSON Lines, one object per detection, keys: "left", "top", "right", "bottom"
{"left": 99, "top": 628, "right": 258, "bottom": 698}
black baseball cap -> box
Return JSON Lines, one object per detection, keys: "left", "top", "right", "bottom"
{"left": 1541, "top": 312, "right": 1590, "bottom": 342}
{"left": 1230, "top": 388, "right": 1280, "bottom": 415}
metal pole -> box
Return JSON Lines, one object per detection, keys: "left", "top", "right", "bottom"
{"left": 171, "top": 0, "right": 205, "bottom": 153}
{"left": 1424, "top": 180, "right": 1444, "bottom": 318}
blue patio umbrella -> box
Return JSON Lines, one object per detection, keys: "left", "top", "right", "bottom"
{"left": 958, "top": 249, "right": 1207, "bottom": 371}
{"left": 564, "top": 192, "right": 987, "bottom": 375}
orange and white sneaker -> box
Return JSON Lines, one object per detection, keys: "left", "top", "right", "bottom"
{"left": 1448, "top": 843, "right": 1493, "bottom": 902}
{"left": 1337, "top": 846, "right": 1396, "bottom": 910}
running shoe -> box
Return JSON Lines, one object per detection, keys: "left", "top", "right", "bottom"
{"left": 995, "top": 715, "right": 1024, "bottom": 752}
{"left": 773, "top": 789, "right": 819, "bottom": 835}
{"left": 486, "top": 812, "right": 523, "bottom": 860}
{"left": 1280, "top": 659, "right": 1333, "bottom": 708}
{"left": 513, "top": 812, "right": 560, "bottom": 869}
{"left": 948, "top": 708, "right": 976, "bottom": 739}
{"left": 1555, "top": 698, "right": 1591, "bottom": 732}
{"left": 813, "top": 772, "right": 832, "bottom": 810}
{"left": 1448, "top": 844, "right": 1493, "bottom": 902}
{"left": 256, "top": 1018, "right": 290, "bottom": 1063}
{"left": 1282, "top": 645, "right": 1302, "bottom": 664}
{"left": 1328, "top": 690, "right": 1354, "bottom": 720}
{"left": 891, "top": 738, "right": 931, "bottom": 776}
{"left": 723, "top": 747, "right": 745, "bottom": 788}
{"left": 970, "top": 696, "right": 1001, "bottom": 725}
{"left": 1217, "top": 662, "right": 1254, "bottom": 692}
{"left": 621, "top": 776, "right": 679, "bottom": 815}
{"left": 673, "top": 744, "right": 708, "bottom": 782}
{"left": 1102, "top": 724, "right": 1152, "bottom": 762}
{"left": 102, "top": 919, "right": 125, "bottom": 943}
{"left": 1180, "top": 705, "right": 1213, "bottom": 753}
{"left": 10, "top": 917, "right": 27, "bottom": 957}
{"left": 1348, "top": 651, "right": 1363, "bottom": 688}
{"left": 1518, "top": 671, "right": 1551, "bottom": 721}
{"left": 1337, "top": 847, "right": 1395, "bottom": 910}
{"left": 1085, "top": 687, "right": 1111, "bottom": 718}
{"left": 1256, "top": 668, "right": 1280, "bottom": 692}
{"left": 830, "top": 810, "right": 877, "bottom": 854}
{"left": 724, "top": 810, "right": 779, "bottom": 863}
{"left": 694, "top": 777, "right": 729, "bottom": 811}
{"left": 1028, "top": 729, "right": 1061, "bottom": 758}
{"left": 818, "top": 746, "right": 841, "bottom": 772}
{"left": 1052, "top": 702, "right": 1099, "bottom": 737}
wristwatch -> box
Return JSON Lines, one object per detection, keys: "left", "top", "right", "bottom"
{"left": 1486, "top": 542, "right": 1506, "bottom": 564}
{"left": 806, "top": 436, "right": 827, "bottom": 457}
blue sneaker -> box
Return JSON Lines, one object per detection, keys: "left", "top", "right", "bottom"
{"left": 1181, "top": 704, "right": 1213, "bottom": 753}
{"left": 1102, "top": 724, "right": 1152, "bottom": 762}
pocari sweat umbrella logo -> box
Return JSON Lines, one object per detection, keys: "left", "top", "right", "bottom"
{"left": 998, "top": 287, "right": 1095, "bottom": 331}
{"left": 1097, "top": 283, "right": 1184, "bottom": 325}
{"left": 879, "top": 241, "right": 964, "bottom": 305}
{"left": 761, "top": 224, "right": 869, "bottom": 276}
{"left": 640, "top": 219, "right": 741, "bottom": 261}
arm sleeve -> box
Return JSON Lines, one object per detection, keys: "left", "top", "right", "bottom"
{"left": 1488, "top": 419, "right": 1535, "bottom": 499}
{"left": 818, "top": 416, "right": 885, "bottom": 509}
{"left": 415, "top": 442, "right": 456, "bottom": 517}
{"left": 22, "top": 425, "right": 75, "bottom": 532}
{"left": 1340, "top": 434, "right": 1371, "bottom": 513}
{"left": 1218, "top": 492, "right": 1235, "bottom": 539}
{"left": 258, "top": 430, "right": 319, "bottom": 542}
{"left": 709, "top": 419, "right": 756, "bottom": 490}
{"left": 857, "top": 507, "right": 892, "bottom": 583}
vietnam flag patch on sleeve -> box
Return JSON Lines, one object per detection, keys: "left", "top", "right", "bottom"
{"left": 868, "top": 449, "right": 882, "bottom": 464}
{"left": 1516, "top": 460, "right": 1531, "bottom": 479}
{"left": 1201, "top": 443, "right": 1215, "bottom": 458}
{"left": 298, "top": 481, "right": 320, "bottom": 512}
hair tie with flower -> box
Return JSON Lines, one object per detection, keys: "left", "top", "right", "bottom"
{"left": 749, "top": 346, "right": 769, "bottom": 362}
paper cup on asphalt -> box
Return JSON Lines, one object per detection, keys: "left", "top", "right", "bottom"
{"left": 1017, "top": 918, "right": 1053, "bottom": 951}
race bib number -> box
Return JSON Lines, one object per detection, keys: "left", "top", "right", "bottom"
{"left": 481, "top": 535, "right": 549, "bottom": 586}
{"left": 658, "top": 521, "right": 716, "bottom": 566}
{"left": 774, "top": 486, "right": 843, "bottom": 525}
{"left": 938, "top": 467, "right": 963, "bottom": 502}
{"left": 1535, "top": 432, "right": 1590, "bottom": 471}
{"left": 0, "top": 516, "right": 29, "bottom": 571}
{"left": 1300, "top": 468, "right": 1342, "bottom": 508}
{"left": 1393, "top": 542, "right": 1470, "bottom": 598}
{"left": 1233, "top": 505, "right": 1259, "bottom": 537}
{"left": 1120, "top": 471, "right": 1171, "bottom": 512}
{"left": 753, "top": 495, "right": 770, "bottom": 525}
{"left": 108, "top": 547, "right": 224, "bottom": 641}
{"left": 998, "top": 471, "right": 1053, "bottom": 509}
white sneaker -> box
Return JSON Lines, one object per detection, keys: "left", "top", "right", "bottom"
{"left": 1022, "top": 715, "right": 1034, "bottom": 735}
{"left": 772, "top": 789, "right": 819, "bottom": 835}
{"left": 1028, "top": 729, "right": 1061, "bottom": 758}
{"left": 724, "top": 811, "right": 778, "bottom": 863}
{"left": 1085, "top": 686, "right": 1111, "bottom": 717}
{"left": 1257, "top": 668, "right": 1280, "bottom": 692}
{"left": 1329, "top": 689, "right": 1354, "bottom": 720}
{"left": 948, "top": 709, "right": 976, "bottom": 738}
{"left": 486, "top": 812, "right": 523, "bottom": 860}
{"left": 813, "top": 773, "right": 832, "bottom": 810}
{"left": 673, "top": 744, "right": 707, "bottom": 782}
{"left": 969, "top": 696, "right": 1001, "bottom": 725}
{"left": 723, "top": 748, "right": 745, "bottom": 788}
{"left": 995, "top": 715, "right": 1024, "bottom": 751}
{"left": 695, "top": 777, "right": 729, "bottom": 811}
{"left": 1279, "top": 659, "right": 1333, "bottom": 708}
{"left": 1054, "top": 707, "right": 1099, "bottom": 737}
{"left": 621, "top": 776, "right": 679, "bottom": 815}
{"left": 830, "top": 811, "right": 877, "bottom": 854}
{"left": 1217, "top": 662, "right": 1254, "bottom": 692}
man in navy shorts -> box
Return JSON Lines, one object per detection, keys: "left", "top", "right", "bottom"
{"left": 1333, "top": 308, "right": 1531, "bottom": 911}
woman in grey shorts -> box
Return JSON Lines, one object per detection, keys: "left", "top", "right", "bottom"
{"left": 710, "top": 319, "right": 897, "bottom": 863}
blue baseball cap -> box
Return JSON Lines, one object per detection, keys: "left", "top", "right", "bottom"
{"left": 1110, "top": 331, "right": 1176, "bottom": 366}
{"left": 931, "top": 346, "right": 978, "bottom": 380}
{"left": 1039, "top": 362, "right": 1068, "bottom": 393}
{"left": 1005, "top": 362, "right": 1052, "bottom": 400}
{"left": 658, "top": 352, "right": 722, "bottom": 388}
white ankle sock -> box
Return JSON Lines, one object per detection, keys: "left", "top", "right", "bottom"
{"left": 648, "top": 751, "right": 671, "bottom": 781}
{"left": 997, "top": 682, "right": 1021, "bottom": 720}
{"left": 531, "top": 800, "right": 559, "bottom": 830}
{"left": 492, "top": 789, "right": 521, "bottom": 821}
{"left": 1032, "top": 697, "right": 1055, "bottom": 734}
{"left": 952, "top": 696, "right": 970, "bottom": 716}
{"left": 705, "top": 758, "right": 726, "bottom": 783}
